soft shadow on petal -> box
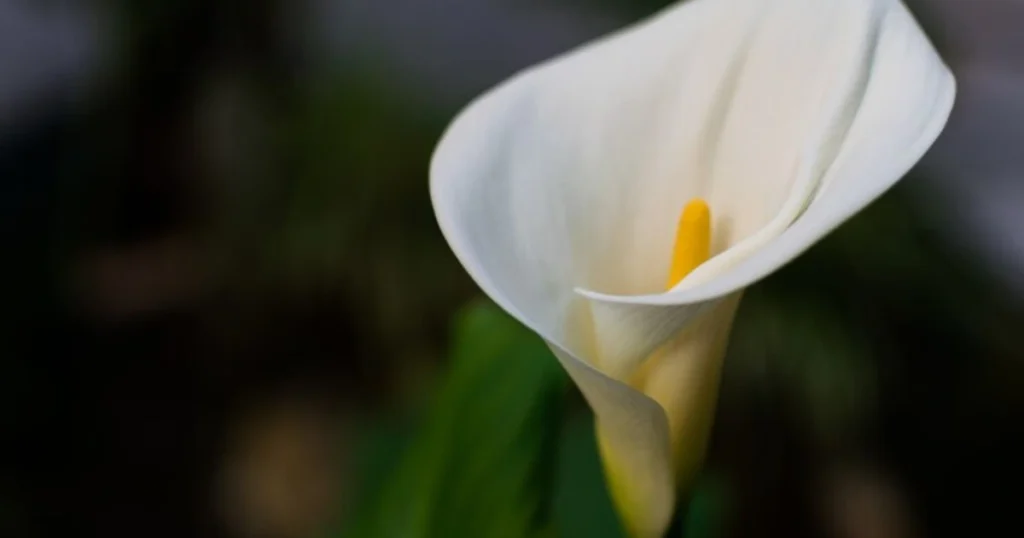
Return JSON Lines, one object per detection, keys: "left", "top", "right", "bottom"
{"left": 635, "top": 294, "right": 742, "bottom": 490}
{"left": 583, "top": 0, "right": 886, "bottom": 374}
{"left": 548, "top": 342, "right": 675, "bottom": 538}
{"left": 580, "top": 0, "right": 956, "bottom": 372}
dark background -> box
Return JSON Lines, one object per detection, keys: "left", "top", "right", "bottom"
{"left": 2, "top": 1, "right": 1023, "bottom": 537}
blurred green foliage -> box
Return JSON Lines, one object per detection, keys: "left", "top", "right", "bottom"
{"left": 341, "top": 301, "right": 567, "bottom": 538}
{"left": 340, "top": 301, "right": 742, "bottom": 538}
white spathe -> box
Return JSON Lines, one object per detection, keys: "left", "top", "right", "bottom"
{"left": 430, "top": 0, "right": 954, "bottom": 536}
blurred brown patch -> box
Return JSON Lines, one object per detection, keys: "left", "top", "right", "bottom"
{"left": 75, "top": 235, "right": 208, "bottom": 320}
{"left": 819, "top": 463, "right": 920, "bottom": 538}
{"left": 217, "top": 397, "right": 349, "bottom": 538}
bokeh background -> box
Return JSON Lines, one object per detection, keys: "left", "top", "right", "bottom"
{"left": 3, "top": 1, "right": 1024, "bottom": 537}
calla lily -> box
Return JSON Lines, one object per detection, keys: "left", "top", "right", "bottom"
{"left": 429, "top": 0, "right": 954, "bottom": 536}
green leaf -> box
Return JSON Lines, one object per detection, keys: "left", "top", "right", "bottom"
{"left": 552, "top": 417, "right": 625, "bottom": 538}
{"left": 681, "top": 473, "right": 730, "bottom": 538}
{"left": 343, "top": 300, "right": 568, "bottom": 538}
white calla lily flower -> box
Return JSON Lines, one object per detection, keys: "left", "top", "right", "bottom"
{"left": 429, "top": 0, "right": 954, "bottom": 536}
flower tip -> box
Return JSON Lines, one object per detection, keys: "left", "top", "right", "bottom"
{"left": 668, "top": 198, "right": 712, "bottom": 289}
{"left": 681, "top": 198, "right": 710, "bottom": 223}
